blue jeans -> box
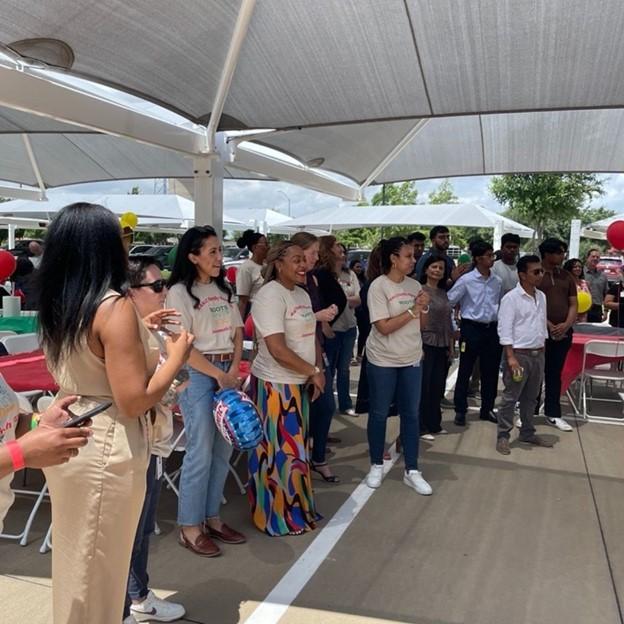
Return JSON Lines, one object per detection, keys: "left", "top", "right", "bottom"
{"left": 366, "top": 361, "right": 422, "bottom": 471}
{"left": 325, "top": 327, "right": 357, "bottom": 412}
{"left": 177, "top": 363, "right": 232, "bottom": 526}
{"left": 310, "top": 362, "right": 336, "bottom": 464}
{"left": 123, "top": 454, "right": 162, "bottom": 617}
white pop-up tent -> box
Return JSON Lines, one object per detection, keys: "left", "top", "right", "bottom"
{"left": 0, "top": 193, "right": 246, "bottom": 245}
{"left": 286, "top": 204, "right": 534, "bottom": 241}
{"left": 581, "top": 214, "right": 624, "bottom": 241}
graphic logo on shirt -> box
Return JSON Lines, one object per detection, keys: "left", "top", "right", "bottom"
{"left": 388, "top": 292, "right": 415, "bottom": 308}
{"left": 287, "top": 304, "right": 316, "bottom": 337}
{"left": 197, "top": 294, "right": 234, "bottom": 334}
{"left": 0, "top": 380, "right": 18, "bottom": 443}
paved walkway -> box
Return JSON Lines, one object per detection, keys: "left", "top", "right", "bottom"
{"left": 2, "top": 369, "right": 624, "bottom": 624}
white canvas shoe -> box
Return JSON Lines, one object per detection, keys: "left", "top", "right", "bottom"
{"left": 545, "top": 417, "right": 573, "bottom": 432}
{"left": 366, "top": 464, "right": 384, "bottom": 489}
{"left": 130, "top": 590, "right": 186, "bottom": 622}
{"left": 403, "top": 470, "right": 433, "bottom": 495}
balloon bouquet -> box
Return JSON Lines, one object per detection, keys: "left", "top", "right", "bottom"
{"left": 0, "top": 250, "right": 18, "bottom": 316}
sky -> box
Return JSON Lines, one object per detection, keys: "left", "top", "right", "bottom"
{"left": 50, "top": 173, "right": 624, "bottom": 220}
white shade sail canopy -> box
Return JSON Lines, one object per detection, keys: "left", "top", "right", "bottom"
{"left": 1, "top": 0, "right": 624, "bottom": 206}
{"left": 581, "top": 213, "right": 624, "bottom": 241}
{"left": 286, "top": 204, "right": 534, "bottom": 238}
{"left": 0, "top": 194, "right": 246, "bottom": 229}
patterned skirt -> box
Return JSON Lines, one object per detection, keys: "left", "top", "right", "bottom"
{"left": 247, "top": 377, "right": 319, "bottom": 536}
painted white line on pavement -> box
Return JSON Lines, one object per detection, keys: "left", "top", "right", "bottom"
{"left": 243, "top": 449, "right": 401, "bottom": 624}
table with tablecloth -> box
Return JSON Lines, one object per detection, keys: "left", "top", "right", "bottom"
{"left": 0, "top": 316, "right": 38, "bottom": 335}
{"left": 561, "top": 325, "right": 624, "bottom": 395}
{"left": 0, "top": 349, "right": 57, "bottom": 392}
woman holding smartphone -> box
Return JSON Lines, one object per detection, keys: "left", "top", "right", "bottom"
{"left": 166, "top": 226, "right": 246, "bottom": 557}
{"left": 39, "top": 202, "right": 193, "bottom": 624}
{"left": 248, "top": 241, "right": 325, "bottom": 535}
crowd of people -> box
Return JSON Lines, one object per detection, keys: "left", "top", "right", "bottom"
{"left": 0, "top": 205, "right": 620, "bottom": 623}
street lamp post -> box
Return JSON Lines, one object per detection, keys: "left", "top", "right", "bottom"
{"left": 277, "top": 190, "right": 291, "bottom": 217}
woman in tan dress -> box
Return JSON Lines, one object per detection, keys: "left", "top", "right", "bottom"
{"left": 38, "top": 202, "right": 193, "bottom": 624}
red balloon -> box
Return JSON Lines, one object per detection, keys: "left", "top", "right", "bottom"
{"left": 0, "top": 250, "right": 17, "bottom": 281}
{"left": 607, "top": 220, "right": 624, "bottom": 250}
{"left": 244, "top": 314, "right": 255, "bottom": 340}
{"left": 225, "top": 266, "right": 238, "bottom": 285}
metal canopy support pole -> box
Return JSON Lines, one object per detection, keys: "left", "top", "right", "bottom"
{"left": 206, "top": 0, "right": 256, "bottom": 153}
{"left": 193, "top": 135, "right": 225, "bottom": 234}
{"left": 493, "top": 220, "right": 504, "bottom": 250}
{"left": 569, "top": 219, "right": 582, "bottom": 258}
{"left": 7, "top": 224, "right": 16, "bottom": 249}
{"left": 21, "top": 134, "right": 47, "bottom": 199}
{"left": 359, "top": 119, "right": 429, "bottom": 191}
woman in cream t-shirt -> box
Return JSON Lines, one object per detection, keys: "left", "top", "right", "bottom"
{"left": 248, "top": 240, "right": 325, "bottom": 536}
{"left": 166, "top": 225, "right": 246, "bottom": 557}
{"left": 365, "top": 237, "right": 433, "bottom": 496}
{"left": 235, "top": 229, "right": 268, "bottom": 319}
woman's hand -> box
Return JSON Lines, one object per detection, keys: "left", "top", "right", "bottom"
{"left": 315, "top": 304, "right": 338, "bottom": 323}
{"left": 164, "top": 329, "right": 195, "bottom": 366}
{"left": 18, "top": 396, "right": 92, "bottom": 469}
{"left": 217, "top": 370, "right": 242, "bottom": 390}
{"left": 415, "top": 290, "right": 430, "bottom": 309}
{"left": 307, "top": 371, "right": 326, "bottom": 402}
{"left": 142, "top": 308, "right": 181, "bottom": 331}
{"left": 322, "top": 322, "right": 335, "bottom": 339}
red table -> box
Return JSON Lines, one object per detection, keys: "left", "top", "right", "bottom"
{"left": 0, "top": 349, "right": 58, "bottom": 393}
{"left": 561, "top": 333, "right": 624, "bottom": 395}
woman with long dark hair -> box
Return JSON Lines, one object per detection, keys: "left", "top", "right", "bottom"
{"left": 350, "top": 258, "right": 368, "bottom": 362}
{"left": 308, "top": 235, "right": 346, "bottom": 481}
{"left": 248, "top": 241, "right": 325, "bottom": 535}
{"left": 166, "top": 225, "right": 246, "bottom": 556}
{"left": 563, "top": 258, "right": 590, "bottom": 323}
{"left": 365, "top": 237, "right": 432, "bottom": 495}
{"left": 235, "top": 229, "right": 268, "bottom": 318}
{"left": 418, "top": 254, "right": 454, "bottom": 439}
{"left": 39, "top": 202, "right": 193, "bottom": 624}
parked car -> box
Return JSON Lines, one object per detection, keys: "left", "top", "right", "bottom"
{"left": 130, "top": 245, "right": 175, "bottom": 269}
{"left": 223, "top": 247, "right": 250, "bottom": 269}
{"left": 346, "top": 248, "right": 371, "bottom": 268}
{"left": 597, "top": 256, "right": 623, "bottom": 282}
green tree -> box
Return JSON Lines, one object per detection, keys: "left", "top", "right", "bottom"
{"left": 371, "top": 181, "right": 417, "bottom": 206}
{"left": 490, "top": 173, "right": 605, "bottom": 245}
{"left": 428, "top": 179, "right": 458, "bottom": 204}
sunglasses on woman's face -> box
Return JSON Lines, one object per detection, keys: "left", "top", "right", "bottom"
{"left": 130, "top": 279, "right": 166, "bottom": 293}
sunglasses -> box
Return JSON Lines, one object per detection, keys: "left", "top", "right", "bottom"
{"left": 130, "top": 279, "right": 167, "bottom": 293}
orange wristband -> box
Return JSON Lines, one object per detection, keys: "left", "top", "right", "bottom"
{"left": 6, "top": 440, "right": 25, "bottom": 472}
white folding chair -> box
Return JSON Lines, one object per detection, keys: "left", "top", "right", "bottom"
{"left": 579, "top": 339, "right": 624, "bottom": 424}
{"left": 1, "top": 333, "right": 40, "bottom": 354}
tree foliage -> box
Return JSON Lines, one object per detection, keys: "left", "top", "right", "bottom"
{"left": 490, "top": 173, "right": 605, "bottom": 244}
{"left": 428, "top": 179, "right": 458, "bottom": 204}
{"left": 371, "top": 181, "right": 417, "bottom": 206}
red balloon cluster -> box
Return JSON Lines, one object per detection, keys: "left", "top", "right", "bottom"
{"left": 607, "top": 220, "right": 624, "bottom": 250}
{"left": 0, "top": 250, "right": 16, "bottom": 281}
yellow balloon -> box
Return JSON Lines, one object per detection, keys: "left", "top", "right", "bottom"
{"left": 120, "top": 211, "right": 138, "bottom": 230}
{"left": 577, "top": 290, "right": 592, "bottom": 314}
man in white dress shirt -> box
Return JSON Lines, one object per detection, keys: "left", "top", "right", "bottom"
{"left": 495, "top": 255, "right": 554, "bottom": 455}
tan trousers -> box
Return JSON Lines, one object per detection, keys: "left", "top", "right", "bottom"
{"left": 44, "top": 409, "right": 149, "bottom": 624}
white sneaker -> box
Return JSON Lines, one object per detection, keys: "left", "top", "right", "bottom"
{"left": 515, "top": 416, "right": 522, "bottom": 428}
{"left": 420, "top": 433, "right": 435, "bottom": 441}
{"left": 438, "top": 429, "right": 448, "bottom": 434}
{"left": 403, "top": 470, "right": 433, "bottom": 496}
{"left": 342, "top": 408, "right": 357, "bottom": 416}
{"left": 123, "top": 617, "right": 138, "bottom": 624}
{"left": 546, "top": 417, "right": 573, "bottom": 432}
{"left": 130, "top": 590, "right": 186, "bottom": 622}
{"left": 366, "top": 464, "right": 384, "bottom": 489}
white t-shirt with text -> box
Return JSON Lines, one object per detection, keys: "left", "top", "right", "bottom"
{"left": 366, "top": 275, "right": 423, "bottom": 367}
{"left": 166, "top": 281, "right": 243, "bottom": 354}
{"left": 251, "top": 280, "right": 317, "bottom": 385}
{"left": 236, "top": 259, "right": 264, "bottom": 301}
{"left": 0, "top": 375, "right": 22, "bottom": 533}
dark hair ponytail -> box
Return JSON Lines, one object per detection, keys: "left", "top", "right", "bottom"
{"left": 168, "top": 226, "right": 232, "bottom": 308}
{"left": 237, "top": 229, "right": 263, "bottom": 252}
{"left": 379, "top": 237, "right": 408, "bottom": 274}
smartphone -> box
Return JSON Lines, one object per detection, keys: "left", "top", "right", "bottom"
{"left": 63, "top": 401, "right": 112, "bottom": 428}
